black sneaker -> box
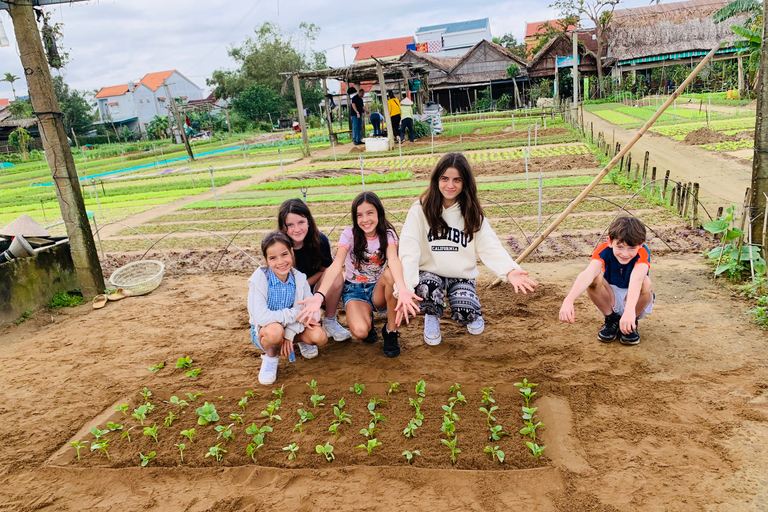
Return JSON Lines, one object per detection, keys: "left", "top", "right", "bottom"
{"left": 598, "top": 312, "right": 621, "bottom": 342}
{"left": 382, "top": 325, "right": 401, "bottom": 358}
{"left": 620, "top": 320, "right": 640, "bottom": 345}
{"left": 362, "top": 315, "right": 378, "bottom": 344}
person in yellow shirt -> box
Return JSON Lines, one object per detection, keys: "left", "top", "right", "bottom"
{"left": 387, "top": 92, "right": 401, "bottom": 142}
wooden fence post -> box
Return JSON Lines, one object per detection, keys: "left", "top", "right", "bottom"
{"left": 626, "top": 153, "right": 632, "bottom": 177}
{"left": 692, "top": 183, "right": 699, "bottom": 229}
{"left": 670, "top": 186, "right": 676, "bottom": 207}
{"left": 663, "top": 170, "right": 670, "bottom": 200}
{"left": 635, "top": 163, "right": 640, "bottom": 182}
{"left": 682, "top": 183, "right": 690, "bottom": 218}
{"left": 650, "top": 167, "right": 657, "bottom": 194}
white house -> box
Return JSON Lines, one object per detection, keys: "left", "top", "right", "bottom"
{"left": 414, "top": 18, "right": 492, "bottom": 57}
{"left": 95, "top": 70, "right": 203, "bottom": 134}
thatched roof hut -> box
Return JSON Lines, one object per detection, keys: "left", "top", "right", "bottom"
{"left": 527, "top": 34, "right": 605, "bottom": 79}
{"left": 608, "top": 0, "right": 746, "bottom": 66}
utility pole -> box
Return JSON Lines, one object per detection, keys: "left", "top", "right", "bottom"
{"left": 750, "top": 0, "right": 768, "bottom": 246}
{"left": 163, "top": 81, "right": 194, "bottom": 161}
{"left": 572, "top": 28, "right": 579, "bottom": 124}
{"left": 7, "top": 0, "right": 104, "bottom": 296}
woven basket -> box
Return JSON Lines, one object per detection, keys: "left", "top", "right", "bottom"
{"left": 109, "top": 260, "right": 165, "bottom": 296}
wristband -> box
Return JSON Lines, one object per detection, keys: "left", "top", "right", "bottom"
{"left": 314, "top": 291, "right": 325, "bottom": 301}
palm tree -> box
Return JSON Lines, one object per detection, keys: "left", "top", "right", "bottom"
{"left": 2, "top": 72, "right": 19, "bottom": 100}
{"left": 714, "top": 0, "right": 762, "bottom": 75}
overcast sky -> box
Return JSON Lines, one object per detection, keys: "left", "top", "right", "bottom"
{"left": 0, "top": 0, "right": 649, "bottom": 100}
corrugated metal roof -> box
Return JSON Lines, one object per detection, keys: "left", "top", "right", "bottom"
{"left": 417, "top": 18, "right": 488, "bottom": 34}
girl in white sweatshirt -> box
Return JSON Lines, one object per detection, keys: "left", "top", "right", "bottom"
{"left": 397, "top": 152, "right": 537, "bottom": 345}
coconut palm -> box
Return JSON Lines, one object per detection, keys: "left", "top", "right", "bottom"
{"left": 2, "top": 72, "right": 19, "bottom": 100}
{"left": 714, "top": 0, "right": 762, "bottom": 71}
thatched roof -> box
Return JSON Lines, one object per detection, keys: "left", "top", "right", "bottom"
{"left": 608, "top": 0, "right": 746, "bottom": 62}
{"left": 285, "top": 61, "right": 426, "bottom": 82}
{"left": 401, "top": 50, "right": 461, "bottom": 73}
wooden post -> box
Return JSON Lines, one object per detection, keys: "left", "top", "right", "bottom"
{"left": 292, "top": 74, "right": 310, "bottom": 157}
{"left": 670, "top": 186, "right": 676, "bottom": 207}
{"left": 163, "top": 82, "right": 195, "bottom": 161}
{"left": 626, "top": 153, "right": 632, "bottom": 177}
{"left": 642, "top": 162, "right": 648, "bottom": 186}
{"left": 375, "top": 61, "right": 395, "bottom": 151}
{"left": 634, "top": 163, "right": 640, "bottom": 182}
{"left": 8, "top": 0, "right": 104, "bottom": 296}
{"left": 692, "top": 183, "right": 700, "bottom": 228}
{"left": 642, "top": 151, "right": 649, "bottom": 182}
{"left": 322, "top": 78, "right": 334, "bottom": 144}
{"left": 682, "top": 183, "right": 690, "bottom": 218}
{"left": 650, "top": 167, "right": 657, "bottom": 194}
{"left": 590, "top": 122, "right": 594, "bottom": 143}
{"left": 663, "top": 170, "right": 670, "bottom": 200}
{"left": 678, "top": 184, "right": 684, "bottom": 214}
{"left": 224, "top": 107, "right": 232, "bottom": 135}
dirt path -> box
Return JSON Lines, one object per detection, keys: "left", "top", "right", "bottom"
{"left": 583, "top": 110, "right": 752, "bottom": 212}
{"left": 1, "top": 255, "right": 767, "bottom": 511}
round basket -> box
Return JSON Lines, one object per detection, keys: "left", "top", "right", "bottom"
{"left": 109, "top": 260, "right": 165, "bottom": 296}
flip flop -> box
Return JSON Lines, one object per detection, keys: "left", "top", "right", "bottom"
{"left": 107, "top": 288, "right": 133, "bottom": 301}
{"left": 93, "top": 294, "right": 108, "bottom": 309}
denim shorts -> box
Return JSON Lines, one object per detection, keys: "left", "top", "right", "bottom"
{"left": 250, "top": 325, "right": 295, "bottom": 363}
{"left": 342, "top": 281, "right": 386, "bottom": 314}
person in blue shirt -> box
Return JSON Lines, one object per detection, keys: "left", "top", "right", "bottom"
{"left": 559, "top": 217, "right": 654, "bottom": 345}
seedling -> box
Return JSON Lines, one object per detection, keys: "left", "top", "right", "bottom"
{"left": 441, "top": 418, "right": 456, "bottom": 438}
{"left": 90, "top": 426, "right": 109, "bottom": 440}
{"left": 175, "top": 443, "right": 185, "bottom": 463}
{"left": 481, "top": 387, "right": 495, "bottom": 405}
{"left": 306, "top": 379, "right": 319, "bottom": 394}
{"left": 283, "top": 443, "right": 299, "bottom": 460}
{"left": 333, "top": 398, "right": 346, "bottom": 409}
{"left": 147, "top": 363, "right": 165, "bottom": 372}
{"left": 520, "top": 421, "right": 543, "bottom": 441}
{"left": 514, "top": 378, "right": 538, "bottom": 390}
{"left": 145, "top": 402, "right": 155, "bottom": 414}
{"left": 180, "top": 428, "right": 196, "bottom": 442}
{"left": 139, "top": 387, "right": 152, "bottom": 400}
{"left": 484, "top": 445, "right": 505, "bottom": 463}
{"left": 170, "top": 396, "right": 189, "bottom": 410}
{"left": 402, "top": 450, "right": 421, "bottom": 464}
{"left": 518, "top": 387, "right": 537, "bottom": 407}
{"left": 69, "top": 440, "right": 89, "bottom": 460}
{"left": 310, "top": 394, "right": 325, "bottom": 408}
{"left": 403, "top": 418, "right": 422, "bottom": 438}
{"left": 356, "top": 438, "right": 382, "bottom": 455}
{"left": 115, "top": 403, "right": 130, "bottom": 416}
{"left": 453, "top": 391, "right": 467, "bottom": 404}
{"left": 387, "top": 381, "right": 400, "bottom": 395}
{"left": 479, "top": 405, "right": 498, "bottom": 427}
{"left": 260, "top": 399, "right": 282, "bottom": 421}
{"left": 206, "top": 443, "right": 227, "bottom": 462}
{"left": 315, "top": 442, "right": 335, "bottom": 462}
{"left": 132, "top": 404, "right": 149, "bottom": 425}
{"left": 185, "top": 392, "right": 203, "bottom": 402}
{"left": 442, "top": 403, "right": 459, "bottom": 422}
{"left": 176, "top": 356, "right": 193, "bottom": 369}
{"left": 329, "top": 422, "right": 341, "bottom": 439}
{"left": 90, "top": 439, "right": 110, "bottom": 459}
{"left": 415, "top": 380, "right": 426, "bottom": 397}
{"left": 489, "top": 425, "right": 506, "bottom": 441}
{"left": 121, "top": 427, "right": 135, "bottom": 443}
{"left": 522, "top": 406, "right": 538, "bottom": 421}
{"left": 106, "top": 421, "right": 123, "bottom": 432}
{"left": 245, "top": 390, "right": 259, "bottom": 398}
{"left": 441, "top": 436, "right": 461, "bottom": 464}
{"left": 448, "top": 383, "right": 462, "bottom": 393}
{"left": 246, "top": 442, "right": 261, "bottom": 461}
{"left": 293, "top": 409, "right": 315, "bottom": 433}
{"left": 409, "top": 397, "right": 424, "bottom": 420}
{"left": 359, "top": 422, "right": 379, "bottom": 438}
{"left": 225, "top": 413, "right": 242, "bottom": 426}
{"left": 333, "top": 405, "right": 352, "bottom": 425}
{"left": 246, "top": 424, "right": 272, "bottom": 448}
{"left": 369, "top": 411, "right": 386, "bottom": 424}
{"left": 215, "top": 423, "right": 235, "bottom": 442}
{"left": 272, "top": 384, "right": 285, "bottom": 399}
{"left": 196, "top": 402, "right": 220, "bottom": 425}
{"left": 139, "top": 451, "right": 156, "bottom": 467}
{"left": 367, "top": 397, "right": 386, "bottom": 411}
{"left": 186, "top": 368, "right": 202, "bottom": 379}
{"left": 238, "top": 397, "right": 248, "bottom": 412}
{"left": 526, "top": 441, "right": 546, "bottom": 458}
{"left": 350, "top": 383, "right": 365, "bottom": 395}
{"left": 164, "top": 411, "right": 176, "bottom": 427}
{"left": 143, "top": 424, "right": 159, "bottom": 442}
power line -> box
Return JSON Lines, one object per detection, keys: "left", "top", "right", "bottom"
{"left": 191, "top": 0, "right": 265, "bottom": 71}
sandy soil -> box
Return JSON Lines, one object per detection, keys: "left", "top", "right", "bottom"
{"left": 2, "top": 254, "right": 768, "bottom": 511}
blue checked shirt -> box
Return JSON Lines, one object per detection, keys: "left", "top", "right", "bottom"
{"left": 265, "top": 268, "right": 296, "bottom": 312}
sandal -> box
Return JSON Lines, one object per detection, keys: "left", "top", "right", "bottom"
{"left": 93, "top": 294, "right": 108, "bottom": 309}
{"left": 107, "top": 288, "right": 133, "bottom": 301}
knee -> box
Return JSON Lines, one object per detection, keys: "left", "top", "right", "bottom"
{"left": 641, "top": 275, "right": 653, "bottom": 295}
{"left": 259, "top": 323, "right": 284, "bottom": 346}
{"left": 380, "top": 268, "right": 393, "bottom": 286}
{"left": 349, "top": 322, "right": 370, "bottom": 340}
{"left": 306, "top": 327, "right": 328, "bottom": 347}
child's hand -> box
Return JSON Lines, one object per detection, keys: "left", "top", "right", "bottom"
{"left": 280, "top": 338, "right": 293, "bottom": 358}
{"left": 620, "top": 311, "right": 637, "bottom": 334}
{"left": 507, "top": 269, "right": 537, "bottom": 294}
{"left": 559, "top": 301, "right": 575, "bottom": 324}
{"left": 395, "top": 289, "right": 422, "bottom": 326}
{"left": 297, "top": 294, "right": 323, "bottom": 326}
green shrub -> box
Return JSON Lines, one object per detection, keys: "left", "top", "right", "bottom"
{"left": 48, "top": 290, "right": 85, "bottom": 309}
{"left": 413, "top": 120, "right": 430, "bottom": 139}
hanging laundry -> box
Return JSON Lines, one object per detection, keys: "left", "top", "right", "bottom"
{"left": 427, "top": 40, "right": 442, "bottom": 53}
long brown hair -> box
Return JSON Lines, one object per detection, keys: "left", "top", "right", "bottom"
{"left": 351, "top": 192, "right": 395, "bottom": 266}
{"left": 420, "top": 152, "right": 484, "bottom": 241}
{"left": 277, "top": 199, "right": 323, "bottom": 270}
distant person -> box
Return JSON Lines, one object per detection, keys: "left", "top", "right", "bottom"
{"left": 400, "top": 97, "right": 415, "bottom": 143}
{"left": 387, "top": 91, "right": 401, "bottom": 142}
{"left": 559, "top": 216, "right": 654, "bottom": 345}
{"left": 370, "top": 111, "right": 384, "bottom": 137}
{"left": 351, "top": 87, "right": 367, "bottom": 145}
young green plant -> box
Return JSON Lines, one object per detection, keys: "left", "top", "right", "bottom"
{"left": 139, "top": 451, "right": 156, "bottom": 467}
{"left": 69, "top": 440, "right": 89, "bottom": 460}
{"left": 206, "top": 443, "right": 227, "bottom": 462}
{"left": 316, "top": 442, "right": 335, "bottom": 462}
{"left": 356, "top": 438, "right": 382, "bottom": 455}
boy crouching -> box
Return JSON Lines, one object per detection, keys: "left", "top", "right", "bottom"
{"left": 559, "top": 217, "right": 654, "bottom": 345}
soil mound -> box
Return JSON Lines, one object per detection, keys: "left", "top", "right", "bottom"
{"left": 683, "top": 127, "right": 755, "bottom": 146}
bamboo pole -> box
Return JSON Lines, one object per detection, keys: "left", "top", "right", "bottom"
{"left": 489, "top": 46, "right": 720, "bottom": 287}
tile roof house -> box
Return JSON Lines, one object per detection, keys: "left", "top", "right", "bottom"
{"left": 524, "top": 20, "right": 577, "bottom": 52}
{"left": 94, "top": 70, "right": 203, "bottom": 135}
{"left": 352, "top": 36, "right": 414, "bottom": 64}
{"left": 415, "top": 18, "right": 492, "bottom": 57}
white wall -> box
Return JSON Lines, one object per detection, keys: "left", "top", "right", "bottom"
{"left": 165, "top": 71, "right": 203, "bottom": 102}
{"left": 133, "top": 84, "right": 158, "bottom": 133}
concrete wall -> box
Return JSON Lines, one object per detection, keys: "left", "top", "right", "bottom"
{"left": 0, "top": 243, "right": 79, "bottom": 324}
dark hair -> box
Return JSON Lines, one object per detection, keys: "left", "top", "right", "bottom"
{"left": 350, "top": 192, "right": 395, "bottom": 267}
{"left": 260, "top": 231, "right": 293, "bottom": 259}
{"left": 420, "top": 152, "right": 484, "bottom": 242}
{"left": 387, "top": 91, "right": 394, "bottom": 99}
{"left": 277, "top": 198, "right": 322, "bottom": 270}
{"left": 348, "top": 86, "right": 357, "bottom": 95}
{"left": 607, "top": 216, "right": 647, "bottom": 247}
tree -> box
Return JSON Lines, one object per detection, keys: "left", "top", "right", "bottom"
{"left": 492, "top": 33, "right": 529, "bottom": 60}
{"left": 232, "top": 84, "right": 287, "bottom": 122}
{"left": 530, "top": 16, "right": 579, "bottom": 56}
{"left": 714, "top": 0, "right": 762, "bottom": 88}
{"left": 52, "top": 75, "right": 93, "bottom": 135}
{"left": 8, "top": 99, "right": 33, "bottom": 119}
{"left": 8, "top": 127, "right": 31, "bottom": 161}
{"left": 2, "top": 72, "right": 20, "bottom": 100}
{"left": 551, "top": 0, "right": 620, "bottom": 96}
{"left": 147, "top": 115, "right": 169, "bottom": 140}
{"left": 506, "top": 63, "right": 522, "bottom": 107}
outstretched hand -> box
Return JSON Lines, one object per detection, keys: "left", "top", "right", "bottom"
{"left": 559, "top": 300, "right": 575, "bottom": 324}
{"left": 395, "top": 288, "right": 422, "bottom": 327}
{"left": 296, "top": 294, "right": 323, "bottom": 326}
{"left": 507, "top": 268, "right": 537, "bottom": 295}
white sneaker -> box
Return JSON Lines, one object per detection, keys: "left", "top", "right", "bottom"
{"left": 323, "top": 317, "right": 352, "bottom": 341}
{"left": 423, "top": 315, "right": 442, "bottom": 345}
{"left": 258, "top": 354, "right": 279, "bottom": 385}
{"left": 297, "top": 341, "right": 319, "bottom": 359}
{"left": 467, "top": 316, "right": 485, "bottom": 335}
